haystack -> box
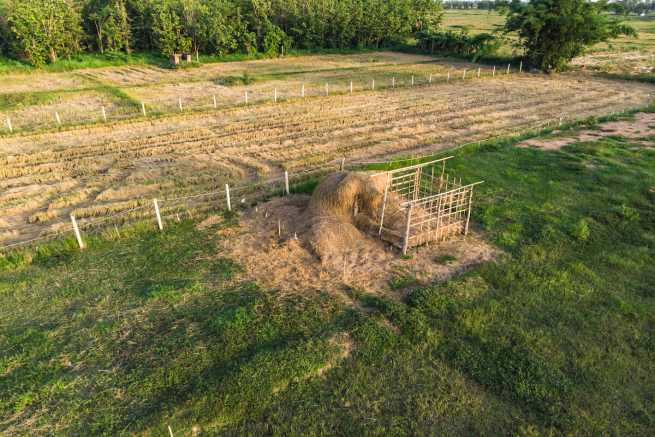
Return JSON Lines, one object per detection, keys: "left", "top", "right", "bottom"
{"left": 304, "top": 171, "right": 407, "bottom": 268}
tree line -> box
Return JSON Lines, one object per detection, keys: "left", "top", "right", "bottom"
{"left": 0, "top": 0, "right": 442, "bottom": 66}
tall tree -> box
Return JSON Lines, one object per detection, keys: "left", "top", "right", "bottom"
{"left": 7, "top": 0, "right": 83, "bottom": 66}
{"left": 503, "top": 0, "right": 636, "bottom": 72}
{"left": 84, "top": 0, "right": 131, "bottom": 54}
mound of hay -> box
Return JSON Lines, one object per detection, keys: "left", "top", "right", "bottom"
{"left": 304, "top": 171, "right": 406, "bottom": 268}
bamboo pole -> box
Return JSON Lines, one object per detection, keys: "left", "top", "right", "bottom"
{"left": 378, "top": 173, "right": 391, "bottom": 236}
{"left": 153, "top": 199, "right": 163, "bottom": 231}
{"left": 284, "top": 171, "right": 290, "bottom": 195}
{"left": 70, "top": 215, "right": 85, "bottom": 250}
{"left": 402, "top": 204, "right": 414, "bottom": 255}
{"left": 464, "top": 186, "right": 475, "bottom": 236}
{"left": 225, "top": 184, "right": 231, "bottom": 211}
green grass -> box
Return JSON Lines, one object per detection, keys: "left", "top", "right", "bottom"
{"left": 0, "top": 47, "right": 398, "bottom": 75}
{"left": 1, "top": 118, "right": 655, "bottom": 434}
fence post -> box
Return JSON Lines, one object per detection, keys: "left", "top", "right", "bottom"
{"left": 325, "top": 83, "right": 329, "bottom": 96}
{"left": 141, "top": 102, "right": 147, "bottom": 116}
{"left": 244, "top": 91, "right": 248, "bottom": 105}
{"left": 429, "top": 74, "right": 432, "bottom": 83}
{"left": 402, "top": 204, "right": 414, "bottom": 255}
{"left": 70, "top": 215, "right": 85, "bottom": 250}
{"left": 301, "top": 83, "right": 305, "bottom": 98}
{"left": 101, "top": 106, "right": 107, "bottom": 122}
{"left": 411, "top": 75, "right": 415, "bottom": 86}
{"left": 225, "top": 184, "right": 231, "bottom": 211}
{"left": 371, "top": 79, "right": 375, "bottom": 91}
{"left": 447, "top": 72, "right": 450, "bottom": 83}
{"left": 274, "top": 88, "right": 278, "bottom": 103}
{"left": 462, "top": 69, "right": 466, "bottom": 80}
{"left": 519, "top": 60, "right": 523, "bottom": 73}
{"left": 153, "top": 199, "right": 163, "bottom": 231}
{"left": 339, "top": 157, "right": 345, "bottom": 171}
{"left": 55, "top": 112, "right": 61, "bottom": 126}
{"left": 350, "top": 80, "right": 353, "bottom": 94}
{"left": 392, "top": 77, "right": 395, "bottom": 88}
{"left": 464, "top": 186, "right": 474, "bottom": 236}
{"left": 492, "top": 66, "right": 496, "bottom": 77}
{"left": 6, "top": 117, "right": 12, "bottom": 133}
{"left": 506, "top": 63, "right": 510, "bottom": 74}
{"left": 178, "top": 97, "right": 183, "bottom": 112}
{"left": 477, "top": 67, "right": 481, "bottom": 78}
{"left": 213, "top": 95, "right": 217, "bottom": 108}
{"left": 284, "top": 171, "right": 290, "bottom": 195}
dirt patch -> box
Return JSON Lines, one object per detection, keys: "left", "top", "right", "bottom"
{"left": 518, "top": 112, "right": 655, "bottom": 150}
{"left": 219, "top": 192, "right": 497, "bottom": 299}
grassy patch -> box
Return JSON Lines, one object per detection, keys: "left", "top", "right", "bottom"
{"left": 1, "top": 126, "right": 654, "bottom": 434}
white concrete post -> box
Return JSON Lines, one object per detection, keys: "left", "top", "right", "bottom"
{"left": 325, "top": 83, "right": 329, "bottom": 96}
{"left": 429, "top": 74, "right": 432, "bottom": 83}
{"left": 178, "top": 97, "right": 183, "bottom": 111}
{"left": 55, "top": 112, "right": 61, "bottom": 126}
{"left": 371, "top": 79, "right": 375, "bottom": 91}
{"left": 225, "top": 184, "right": 231, "bottom": 211}
{"left": 507, "top": 63, "right": 511, "bottom": 74}
{"left": 153, "top": 199, "right": 163, "bottom": 231}
{"left": 244, "top": 91, "right": 248, "bottom": 105}
{"left": 411, "top": 75, "right": 415, "bottom": 86}
{"left": 274, "top": 88, "right": 278, "bottom": 103}
{"left": 284, "top": 171, "right": 290, "bottom": 195}
{"left": 350, "top": 80, "right": 353, "bottom": 94}
{"left": 493, "top": 66, "right": 496, "bottom": 77}
{"left": 447, "top": 72, "right": 450, "bottom": 83}
{"left": 141, "top": 102, "right": 147, "bottom": 116}
{"left": 392, "top": 77, "right": 395, "bottom": 88}
{"left": 6, "top": 117, "right": 12, "bottom": 133}
{"left": 462, "top": 69, "right": 466, "bottom": 80}
{"left": 301, "top": 83, "right": 305, "bottom": 98}
{"left": 213, "top": 95, "right": 217, "bottom": 108}
{"left": 101, "top": 106, "right": 107, "bottom": 122}
{"left": 477, "top": 67, "right": 481, "bottom": 78}
{"left": 70, "top": 215, "right": 85, "bottom": 249}
{"left": 519, "top": 60, "right": 523, "bottom": 73}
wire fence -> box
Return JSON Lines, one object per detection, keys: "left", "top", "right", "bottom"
{"left": 1, "top": 105, "right": 599, "bottom": 255}
{"left": 1, "top": 61, "right": 526, "bottom": 135}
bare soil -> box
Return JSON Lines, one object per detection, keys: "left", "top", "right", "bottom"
{"left": 518, "top": 112, "right": 655, "bottom": 150}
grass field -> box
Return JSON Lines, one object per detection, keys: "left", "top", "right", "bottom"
{"left": 1, "top": 52, "right": 653, "bottom": 248}
{"left": 2, "top": 109, "right": 654, "bottom": 434}
{"left": 443, "top": 10, "right": 655, "bottom": 76}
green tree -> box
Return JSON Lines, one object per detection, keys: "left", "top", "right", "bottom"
{"left": 150, "top": 0, "right": 191, "bottom": 56}
{"left": 7, "top": 0, "right": 83, "bottom": 66}
{"left": 502, "top": 0, "right": 636, "bottom": 72}
{"left": 84, "top": 0, "right": 131, "bottom": 54}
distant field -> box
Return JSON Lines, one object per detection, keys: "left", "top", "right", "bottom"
{"left": 1, "top": 51, "right": 652, "bottom": 248}
{"left": 443, "top": 10, "right": 655, "bottom": 75}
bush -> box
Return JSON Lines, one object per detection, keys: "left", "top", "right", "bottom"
{"left": 416, "top": 29, "right": 500, "bottom": 61}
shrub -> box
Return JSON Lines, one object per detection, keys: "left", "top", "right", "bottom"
{"left": 416, "top": 29, "right": 500, "bottom": 61}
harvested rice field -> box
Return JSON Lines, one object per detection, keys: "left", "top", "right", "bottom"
{"left": 1, "top": 52, "right": 654, "bottom": 248}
